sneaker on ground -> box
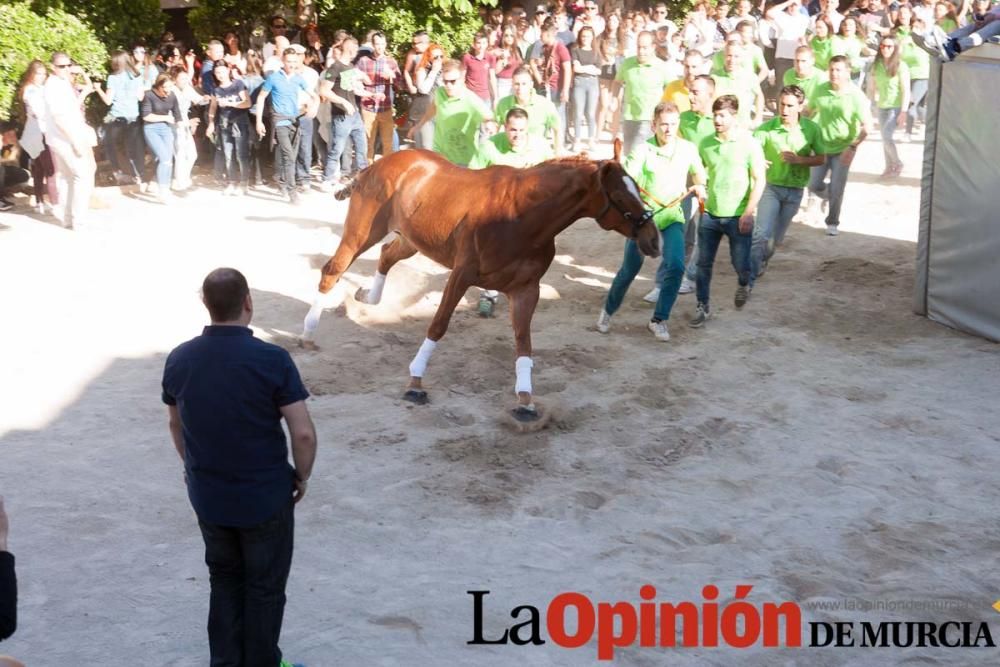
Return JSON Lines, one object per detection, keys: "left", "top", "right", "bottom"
{"left": 648, "top": 319, "right": 670, "bottom": 341}
{"left": 146, "top": 181, "right": 158, "bottom": 195}
{"left": 689, "top": 303, "right": 710, "bottom": 328}
{"left": 642, "top": 287, "right": 661, "bottom": 303}
{"left": 734, "top": 284, "right": 749, "bottom": 309}
{"left": 0, "top": 198, "right": 13, "bottom": 212}
{"left": 596, "top": 309, "right": 611, "bottom": 333}
{"left": 678, "top": 276, "right": 695, "bottom": 294}
{"left": 288, "top": 192, "right": 301, "bottom": 206}
{"left": 826, "top": 224, "right": 839, "bottom": 236}
{"left": 223, "top": 183, "right": 236, "bottom": 196}
{"left": 316, "top": 180, "right": 333, "bottom": 193}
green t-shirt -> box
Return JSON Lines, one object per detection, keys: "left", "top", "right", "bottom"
{"left": 494, "top": 91, "right": 560, "bottom": 142}
{"left": 807, "top": 81, "right": 869, "bottom": 154}
{"left": 810, "top": 36, "right": 834, "bottom": 71}
{"left": 623, "top": 136, "right": 706, "bottom": 229}
{"left": 872, "top": 60, "right": 909, "bottom": 109}
{"left": 615, "top": 56, "right": 673, "bottom": 121}
{"left": 783, "top": 67, "right": 827, "bottom": 105}
{"left": 938, "top": 18, "right": 959, "bottom": 34}
{"left": 698, "top": 131, "right": 765, "bottom": 217}
{"left": 432, "top": 87, "right": 493, "bottom": 166}
{"left": 679, "top": 110, "right": 715, "bottom": 148}
{"left": 710, "top": 45, "right": 767, "bottom": 78}
{"left": 752, "top": 116, "right": 823, "bottom": 188}
{"left": 467, "top": 132, "right": 553, "bottom": 169}
{"left": 712, "top": 69, "right": 762, "bottom": 124}
{"left": 899, "top": 34, "right": 930, "bottom": 80}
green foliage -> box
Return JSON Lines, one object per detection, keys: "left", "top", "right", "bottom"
{"left": 317, "top": 0, "right": 489, "bottom": 60}
{"left": 29, "top": 0, "right": 166, "bottom": 51}
{"left": 188, "top": 0, "right": 294, "bottom": 48}
{"left": 0, "top": 2, "right": 107, "bottom": 122}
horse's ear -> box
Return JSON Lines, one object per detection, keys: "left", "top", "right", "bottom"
{"left": 612, "top": 137, "right": 623, "bottom": 163}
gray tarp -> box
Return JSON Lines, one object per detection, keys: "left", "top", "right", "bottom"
{"left": 914, "top": 45, "right": 1000, "bottom": 342}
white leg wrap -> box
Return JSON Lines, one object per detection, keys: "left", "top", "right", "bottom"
{"left": 515, "top": 356, "right": 533, "bottom": 395}
{"left": 408, "top": 338, "right": 438, "bottom": 378}
{"left": 367, "top": 271, "right": 387, "bottom": 304}
{"left": 302, "top": 290, "right": 337, "bottom": 339}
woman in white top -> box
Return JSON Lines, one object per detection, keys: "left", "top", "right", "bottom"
{"left": 17, "top": 60, "right": 58, "bottom": 214}
{"left": 169, "top": 66, "right": 209, "bottom": 191}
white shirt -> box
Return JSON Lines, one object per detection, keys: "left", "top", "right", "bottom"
{"left": 43, "top": 75, "right": 91, "bottom": 148}
{"left": 772, "top": 10, "right": 809, "bottom": 60}
{"left": 20, "top": 84, "right": 46, "bottom": 159}
{"left": 810, "top": 9, "right": 844, "bottom": 33}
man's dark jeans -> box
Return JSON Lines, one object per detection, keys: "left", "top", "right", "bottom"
{"left": 198, "top": 500, "right": 294, "bottom": 667}
{"left": 274, "top": 123, "right": 301, "bottom": 195}
{"left": 696, "top": 212, "right": 752, "bottom": 307}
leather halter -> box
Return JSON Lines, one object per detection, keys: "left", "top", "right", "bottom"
{"left": 594, "top": 163, "right": 655, "bottom": 236}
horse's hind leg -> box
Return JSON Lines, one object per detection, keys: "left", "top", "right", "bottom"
{"left": 355, "top": 235, "right": 418, "bottom": 305}
{"left": 301, "top": 199, "right": 389, "bottom": 343}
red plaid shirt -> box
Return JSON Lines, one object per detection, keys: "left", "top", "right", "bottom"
{"left": 356, "top": 53, "right": 401, "bottom": 113}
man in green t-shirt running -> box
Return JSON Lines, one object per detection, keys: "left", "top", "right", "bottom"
{"left": 494, "top": 66, "right": 561, "bottom": 157}
{"left": 750, "top": 85, "right": 824, "bottom": 285}
{"left": 784, "top": 45, "right": 827, "bottom": 110}
{"left": 691, "top": 94, "right": 766, "bottom": 328}
{"left": 407, "top": 59, "right": 497, "bottom": 166}
{"left": 616, "top": 31, "right": 673, "bottom": 155}
{"left": 469, "top": 107, "right": 553, "bottom": 169}
{"left": 596, "top": 101, "right": 706, "bottom": 342}
{"left": 806, "top": 55, "right": 871, "bottom": 235}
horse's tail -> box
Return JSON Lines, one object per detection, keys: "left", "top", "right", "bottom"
{"left": 334, "top": 177, "right": 357, "bottom": 201}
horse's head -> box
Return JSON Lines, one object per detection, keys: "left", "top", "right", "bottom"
{"left": 594, "top": 139, "right": 660, "bottom": 258}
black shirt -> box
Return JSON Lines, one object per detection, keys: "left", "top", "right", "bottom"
{"left": 214, "top": 80, "right": 249, "bottom": 123}
{"left": 323, "top": 61, "right": 357, "bottom": 117}
{"left": 161, "top": 326, "right": 309, "bottom": 527}
{"left": 141, "top": 90, "right": 182, "bottom": 124}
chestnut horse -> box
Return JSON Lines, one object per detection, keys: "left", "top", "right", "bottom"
{"left": 301, "top": 141, "right": 660, "bottom": 422}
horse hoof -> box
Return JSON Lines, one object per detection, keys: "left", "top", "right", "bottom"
{"left": 298, "top": 338, "right": 318, "bottom": 352}
{"left": 355, "top": 287, "right": 371, "bottom": 304}
{"left": 511, "top": 405, "right": 540, "bottom": 422}
{"left": 403, "top": 389, "right": 428, "bottom": 405}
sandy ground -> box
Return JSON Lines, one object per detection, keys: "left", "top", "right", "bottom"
{"left": 1, "top": 136, "right": 999, "bottom": 667}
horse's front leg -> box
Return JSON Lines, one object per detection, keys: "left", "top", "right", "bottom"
{"left": 508, "top": 283, "right": 541, "bottom": 420}
{"left": 403, "top": 268, "right": 474, "bottom": 404}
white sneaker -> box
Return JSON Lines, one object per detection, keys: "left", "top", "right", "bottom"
{"left": 596, "top": 309, "right": 612, "bottom": 333}
{"left": 642, "top": 287, "right": 660, "bottom": 303}
{"left": 146, "top": 181, "right": 158, "bottom": 195}
{"left": 826, "top": 224, "right": 839, "bottom": 236}
{"left": 316, "top": 180, "right": 333, "bottom": 193}
{"left": 678, "top": 276, "right": 695, "bottom": 294}
{"left": 648, "top": 320, "right": 670, "bottom": 341}
{"left": 223, "top": 184, "right": 236, "bottom": 196}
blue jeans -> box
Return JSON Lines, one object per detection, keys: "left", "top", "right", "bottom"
{"left": 622, "top": 119, "right": 652, "bottom": 157}
{"left": 198, "top": 500, "right": 294, "bottom": 667}
{"left": 751, "top": 184, "right": 803, "bottom": 285}
{"left": 218, "top": 116, "right": 250, "bottom": 185}
{"left": 696, "top": 212, "right": 752, "bottom": 307}
{"left": 143, "top": 122, "right": 175, "bottom": 188}
{"left": 808, "top": 154, "right": 850, "bottom": 227}
{"left": 604, "top": 223, "right": 686, "bottom": 321}
{"left": 571, "top": 76, "right": 599, "bottom": 142}
{"left": 877, "top": 107, "right": 901, "bottom": 171}
{"left": 546, "top": 88, "right": 569, "bottom": 144}
{"left": 907, "top": 79, "right": 928, "bottom": 133}
{"left": 323, "top": 112, "right": 369, "bottom": 182}
{"left": 681, "top": 195, "right": 700, "bottom": 281}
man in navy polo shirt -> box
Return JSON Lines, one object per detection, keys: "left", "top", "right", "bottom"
{"left": 162, "top": 267, "right": 317, "bottom": 667}
{"left": 255, "top": 48, "right": 319, "bottom": 205}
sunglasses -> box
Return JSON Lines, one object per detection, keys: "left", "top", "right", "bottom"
{"left": 54, "top": 63, "right": 72, "bottom": 69}
{"left": 442, "top": 78, "right": 460, "bottom": 85}
{"left": 272, "top": 24, "right": 287, "bottom": 30}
